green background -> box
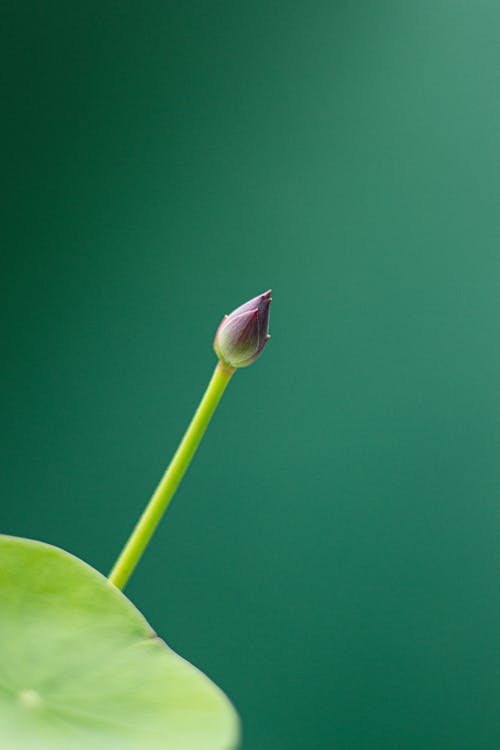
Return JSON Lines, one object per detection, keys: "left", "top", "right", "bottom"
{"left": 2, "top": 2, "right": 499, "bottom": 749}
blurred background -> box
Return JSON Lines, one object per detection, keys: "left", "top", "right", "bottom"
{"left": 2, "top": 2, "right": 499, "bottom": 749}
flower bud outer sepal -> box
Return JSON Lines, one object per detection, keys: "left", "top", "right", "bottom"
{"left": 214, "top": 290, "right": 272, "bottom": 368}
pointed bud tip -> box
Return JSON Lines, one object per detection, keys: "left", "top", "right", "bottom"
{"left": 214, "top": 289, "right": 272, "bottom": 368}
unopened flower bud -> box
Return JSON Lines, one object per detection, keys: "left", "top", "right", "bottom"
{"left": 214, "top": 290, "right": 272, "bottom": 368}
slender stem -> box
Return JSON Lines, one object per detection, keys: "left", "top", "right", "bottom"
{"left": 109, "top": 360, "right": 235, "bottom": 590}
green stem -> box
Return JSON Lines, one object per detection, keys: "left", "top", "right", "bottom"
{"left": 109, "top": 360, "right": 235, "bottom": 590}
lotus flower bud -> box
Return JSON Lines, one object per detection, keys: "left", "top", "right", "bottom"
{"left": 214, "top": 290, "right": 272, "bottom": 368}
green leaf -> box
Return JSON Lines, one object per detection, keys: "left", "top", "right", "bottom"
{"left": 0, "top": 535, "right": 239, "bottom": 750}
